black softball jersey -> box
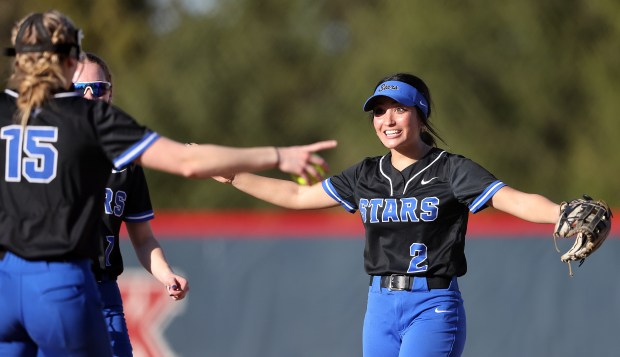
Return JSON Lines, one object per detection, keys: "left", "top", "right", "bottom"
{"left": 94, "top": 164, "right": 154, "bottom": 279}
{"left": 0, "top": 89, "right": 159, "bottom": 261}
{"left": 323, "top": 147, "right": 506, "bottom": 278}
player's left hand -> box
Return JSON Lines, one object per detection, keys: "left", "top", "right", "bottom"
{"left": 165, "top": 274, "right": 189, "bottom": 301}
{"left": 277, "top": 141, "right": 336, "bottom": 183}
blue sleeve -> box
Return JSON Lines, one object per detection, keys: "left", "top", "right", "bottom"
{"left": 468, "top": 180, "right": 506, "bottom": 213}
{"left": 448, "top": 154, "right": 505, "bottom": 213}
{"left": 93, "top": 101, "right": 160, "bottom": 170}
{"left": 322, "top": 178, "right": 356, "bottom": 213}
{"left": 112, "top": 132, "right": 159, "bottom": 170}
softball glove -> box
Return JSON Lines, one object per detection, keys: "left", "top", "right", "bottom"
{"left": 553, "top": 195, "right": 612, "bottom": 276}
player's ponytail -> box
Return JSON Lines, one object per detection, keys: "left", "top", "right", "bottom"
{"left": 7, "top": 11, "right": 81, "bottom": 127}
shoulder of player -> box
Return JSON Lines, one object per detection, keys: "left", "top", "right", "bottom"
{"left": 331, "top": 155, "right": 384, "bottom": 180}
{"left": 0, "top": 92, "right": 14, "bottom": 117}
{"left": 434, "top": 149, "right": 473, "bottom": 164}
{"left": 2, "top": 88, "right": 18, "bottom": 99}
{"left": 353, "top": 155, "right": 386, "bottom": 172}
{"left": 35, "top": 93, "right": 97, "bottom": 120}
{"left": 0, "top": 90, "right": 18, "bottom": 113}
{"left": 0, "top": 90, "right": 88, "bottom": 120}
{"left": 53, "top": 95, "right": 129, "bottom": 120}
{"left": 440, "top": 150, "right": 497, "bottom": 181}
{"left": 2, "top": 88, "right": 83, "bottom": 103}
{"left": 360, "top": 151, "right": 398, "bottom": 164}
{"left": 427, "top": 149, "right": 471, "bottom": 176}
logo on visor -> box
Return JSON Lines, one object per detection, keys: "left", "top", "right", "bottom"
{"left": 378, "top": 84, "right": 399, "bottom": 92}
{"left": 418, "top": 101, "right": 427, "bottom": 108}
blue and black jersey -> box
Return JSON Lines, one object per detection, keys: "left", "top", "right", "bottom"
{"left": 94, "top": 164, "right": 154, "bottom": 279}
{"left": 0, "top": 89, "right": 158, "bottom": 261}
{"left": 323, "top": 147, "right": 505, "bottom": 278}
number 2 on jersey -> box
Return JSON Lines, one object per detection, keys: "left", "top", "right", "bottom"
{"left": 407, "top": 243, "right": 429, "bottom": 273}
{"left": 1, "top": 125, "right": 58, "bottom": 183}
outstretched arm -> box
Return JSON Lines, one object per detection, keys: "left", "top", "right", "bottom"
{"left": 135, "top": 137, "right": 337, "bottom": 180}
{"left": 126, "top": 221, "right": 189, "bottom": 301}
{"left": 221, "top": 173, "right": 339, "bottom": 210}
{"left": 489, "top": 186, "right": 560, "bottom": 224}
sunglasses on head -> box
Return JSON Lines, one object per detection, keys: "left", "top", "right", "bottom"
{"left": 74, "top": 81, "right": 111, "bottom": 98}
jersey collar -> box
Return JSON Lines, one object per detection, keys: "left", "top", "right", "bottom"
{"left": 380, "top": 148, "right": 446, "bottom": 196}
{"left": 4, "top": 88, "right": 82, "bottom": 98}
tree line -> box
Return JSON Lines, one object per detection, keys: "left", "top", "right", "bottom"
{"left": 1, "top": 0, "right": 619, "bottom": 209}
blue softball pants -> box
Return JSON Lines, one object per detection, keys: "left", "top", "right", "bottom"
{"left": 0, "top": 251, "right": 112, "bottom": 357}
{"left": 364, "top": 276, "right": 466, "bottom": 357}
{"left": 97, "top": 280, "right": 133, "bottom": 357}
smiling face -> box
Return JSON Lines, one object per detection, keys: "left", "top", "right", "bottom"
{"left": 371, "top": 97, "right": 425, "bottom": 153}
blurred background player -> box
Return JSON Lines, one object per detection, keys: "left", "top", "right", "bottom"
{"left": 215, "top": 72, "right": 563, "bottom": 356}
{"left": 0, "top": 10, "right": 336, "bottom": 356}
{"left": 74, "top": 52, "right": 188, "bottom": 357}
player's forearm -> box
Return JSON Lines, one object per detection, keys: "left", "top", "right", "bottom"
{"left": 146, "top": 248, "right": 176, "bottom": 284}
{"left": 133, "top": 237, "right": 174, "bottom": 281}
{"left": 510, "top": 195, "right": 560, "bottom": 224}
{"left": 491, "top": 187, "right": 560, "bottom": 224}
{"left": 138, "top": 138, "right": 279, "bottom": 178}
{"left": 130, "top": 231, "right": 188, "bottom": 298}
{"left": 186, "top": 145, "right": 282, "bottom": 177}
{"left": 231, "top": 173, "right": 308, "bottom": 209}
{"left": 138, "top": 137, "right": 337, "bottom": 179}
{"left": 230, "top": 173, "right": 339, "bottom": 209}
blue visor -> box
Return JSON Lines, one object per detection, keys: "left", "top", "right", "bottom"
{"left": 363, "top": 80, "right": 429, "bottom": 118}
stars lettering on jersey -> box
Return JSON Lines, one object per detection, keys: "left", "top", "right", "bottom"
{"left": 118, "top": 269, "right": 187, "bottom": 357}
{"left": 359, "top": 197, "right": 439, "bottom": 223}
{"left": 104, "top": 188, "right": 127, "bottom": 217}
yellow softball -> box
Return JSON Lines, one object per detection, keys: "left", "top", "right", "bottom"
{"left": 291, "top": 163, "right": 326, "bottom": 186}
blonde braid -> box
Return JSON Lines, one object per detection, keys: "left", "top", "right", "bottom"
{"left": 7, "top": 11, "right": 78, "bottom": 126}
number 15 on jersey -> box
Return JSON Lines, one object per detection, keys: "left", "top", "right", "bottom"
{"left": 1, "top": 125, "right": 58, "bottom": 183}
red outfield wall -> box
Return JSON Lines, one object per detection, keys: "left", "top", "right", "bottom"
{"left": 122, "top": 209, "right": 620, "bottom": 239}
{"left": 117, "top": 210, "right": 620, "bottom": 357}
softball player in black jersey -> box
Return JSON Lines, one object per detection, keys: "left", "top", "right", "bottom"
{"left": 0, "top": 10, "right": 335, "bottom": 357}
{"left": 74, "top": 52, "right": 189, "bottom": 357}
{"left": 217, "top": 72, "right": 562, "bottom": 356}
